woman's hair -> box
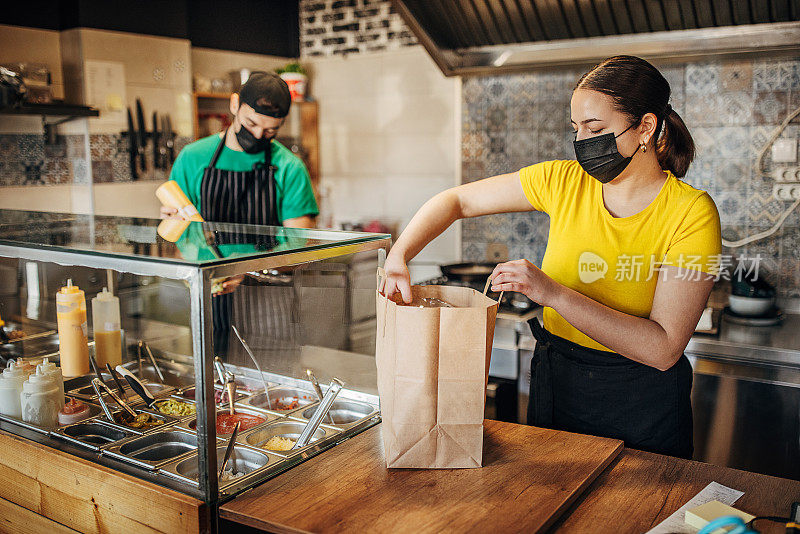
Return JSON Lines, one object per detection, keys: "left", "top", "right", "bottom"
{"left": 576, "top": 55, "right": 695, "bottom": 178}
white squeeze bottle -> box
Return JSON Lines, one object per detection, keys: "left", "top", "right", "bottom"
{"left": 0, "top": 361, "right": 28, "bottom": 418}
{"left": 20, "top": 367, "right": 60, "bottom": 429}
{"left": 37, "top": 358, "right": 65, "bottom": 409}
{"left": 92, "top": 288, "right": 122, "bottom": 367}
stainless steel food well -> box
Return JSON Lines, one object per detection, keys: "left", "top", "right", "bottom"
{"left": 296, "top": 399, "right": 378, "bottom": 429}
{"left": 103, "top": 429, "right": 208, "bottom": 470}
{"left": 176, "top": 385, "right": 245, "bottom": 405}
{"left": 241, "top": 386, "right": 318, "bottom": 414}
{"left": 66, "top": 374, "right": 173, "bottom": 404}
{"left": 151, "top": 397, "right": 198, "bottom": 420}
{"left": 161, "top": 444, "right": 280, "bottom": 490}
{"left": 237, "top": 420, "right": 339, "bottom": 456}
{"left": 99, "top": 408, "right": 178, "bottom": 435}
{"left": 177, "top": 405, "right": 276, "bottom": 436}
{"left": 54, "top": 420, "right": 135, "bottom": 451}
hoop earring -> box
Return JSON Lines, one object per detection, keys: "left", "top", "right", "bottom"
{"left": 641, "top": 143, "right": 647, "bottom": 153}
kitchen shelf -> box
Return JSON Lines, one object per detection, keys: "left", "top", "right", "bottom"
{"left": 0, "top": 102, "right": 99, "bottom": 119}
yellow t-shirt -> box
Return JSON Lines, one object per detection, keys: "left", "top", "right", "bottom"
{"left": 519, "top": 160, "right": 722, "bottom": 351}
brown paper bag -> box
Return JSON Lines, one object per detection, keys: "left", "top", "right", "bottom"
{"left": 375, "top": 271, "right": 499, "bottom": 468}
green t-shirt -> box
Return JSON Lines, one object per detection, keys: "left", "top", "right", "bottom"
{"left": 169, "top": 133, "right": 319, "bottom": 222}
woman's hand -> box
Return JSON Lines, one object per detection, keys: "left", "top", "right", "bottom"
{"left": 381, "top": 251, "right": 412, "bottom": 303}
{"left": 490, "top": 259, "right": 561, "bottom": 306}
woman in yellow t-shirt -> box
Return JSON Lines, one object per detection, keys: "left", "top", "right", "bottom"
{"left": 382, "top": 55, "right": 721, "bottom": 459}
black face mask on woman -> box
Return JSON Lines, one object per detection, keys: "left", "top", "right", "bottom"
{"left": 235, "top": 122, "right": 273, "bottom": 154}
{"left": 573, "top": 123, "right": 639, "bottom": 183}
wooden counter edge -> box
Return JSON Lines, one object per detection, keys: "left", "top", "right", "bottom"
{"left": 0, "top": 428, "right": 207, "bottom": 534}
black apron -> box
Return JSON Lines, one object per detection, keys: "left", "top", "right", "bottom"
{"left": 526, "top": 318, "right": 694, "bottom": 459}
{"left": 201, "top": 131, "right": 282, "bottom": 357}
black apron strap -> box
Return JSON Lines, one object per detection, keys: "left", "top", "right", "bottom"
{"left": 527, "top": 318, "right": 554, "bottom": 428}
{"left": 208, "top": 131, "right": 227, "bottom": 169}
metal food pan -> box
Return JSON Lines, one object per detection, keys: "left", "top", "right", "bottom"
{"left": 237, "top": 420, "right": 339, "bottom": 457}
{"left": 151, "top": 397, "right": 197, "bottom": 419}
{"left": 176, "top": 386, "right": 245, "bottom": 405}
{"left": 241, "top": 386, "right": 318, "bottom": 414}
{"left": 99, "top": 408, "right": 178, "bottom": 435}
{"left": 177, "top": 406, "right": 276, "bottom": 436}
{"left": 295, "top": 399, "right": 378, "bottom": 430}
{"left": 66, "top": 376, "right": 172, "bottom": 404}
{"left": 103, "top": 429, "right": 204, "bottom": 470}
{"left": 121, "top": 360, "right": 194, "bottom": 390}
{"left": 53, "top": 420, "right": 135, "bottom": 452}
{"left": 160, "top": 444, "right": 280, "bottom": 490}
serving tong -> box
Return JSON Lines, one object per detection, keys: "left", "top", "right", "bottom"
{"left": 219, "top": 421, "right": 241, "bottom": 482}
{"left": 91, "top": 377, "right": 137, "bottom": 420}
{"left": 294, "top": 378, "right": 344, "bottom": 449}
{"left": 306, "top": 369, "right": 335, "bottom": 425}
{"left": 214, "top": 357, "right": 237, "bottom": 415}
{"left": 137, "top": 340, "right": 166, "bottom": 384}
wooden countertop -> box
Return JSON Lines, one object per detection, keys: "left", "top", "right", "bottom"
{"left": 221, "top": 420, "right": 623, "bottom": 533}
{"left": 551, "top": 448, "right": 800, "bottom": 533}
{"left": 222, "top": 420, "right": 800, "bottom": 534}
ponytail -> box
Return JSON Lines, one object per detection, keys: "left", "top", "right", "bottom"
{"left": 656, "top": 108, "right": 695, "bottom": 178}
{"left": 577, "top": 55, "right": 696, "bottom": 177}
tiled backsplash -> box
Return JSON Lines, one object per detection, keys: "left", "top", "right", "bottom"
{"left": 300, "top": 0, "right": 416, "bottom": 57}
{"left": 462, "top": 57, "right": 800, "bottom": 298}
{"left": 0, "top": 133, "right": 192, "bottom": 186}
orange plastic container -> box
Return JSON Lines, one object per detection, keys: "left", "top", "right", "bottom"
{"left": 156, "top": 181, "right": 203, "bottom": 221}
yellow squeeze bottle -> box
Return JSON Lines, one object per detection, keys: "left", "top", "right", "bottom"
{"left": 56, "top": 280, "right": 90, "bottom": 377}
{"left": 91, "top": 288, "right": 122, "bottom": 367}
{"left": 156, "top": 181, "right": 204, "bottom": 221}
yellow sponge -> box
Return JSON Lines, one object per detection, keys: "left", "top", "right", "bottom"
{"left": 685, "top": 500, "right": 755, "bottom": 533}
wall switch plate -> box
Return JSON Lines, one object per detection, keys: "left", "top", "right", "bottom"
{"left": 773, "top": 183, "right": 800, "bottom": 201}
{"left": 772, "top": 138, "right": 798, "bottom": 163}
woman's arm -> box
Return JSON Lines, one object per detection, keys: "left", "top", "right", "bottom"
{"left": 490, "top": 261, "right": 713, "bottom": 371}
{"left": 383, "top": 172, "right": 534, "bottom": 302}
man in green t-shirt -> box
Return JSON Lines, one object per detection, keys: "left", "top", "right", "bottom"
{"left": 162, "top": 72, "right": 318, "bottom": 228}
{"left": 160, "top": 71, "right": 318, "bottom": 356}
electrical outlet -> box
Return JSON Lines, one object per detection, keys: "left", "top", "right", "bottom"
{"left": 773, "top": 183, "right": 800, "bottom": 201}
{"left": 774, "top": 166, "right": 800, "bottom": 181}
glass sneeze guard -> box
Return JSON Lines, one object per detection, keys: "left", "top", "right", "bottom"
{"left": 0, "top": 209, "right": 391, "bottom": 518}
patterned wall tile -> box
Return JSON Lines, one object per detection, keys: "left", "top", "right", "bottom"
{"left": 720, "top": 61, "right": 752, "bottom": 92}
{"left": 686, "top": 62, "right": 720, "bottom": 95}
{"left": 753, "top": 92, "right": 788, "bottom": 124}
{"left": 462, "top": 56, "right": 800, "bottom": 298}
{"left": 719, "top": 92, "right": 754, "bottom": 125}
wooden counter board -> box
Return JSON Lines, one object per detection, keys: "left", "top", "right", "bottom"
{"left": 551, "top": 448, "right": 800, "bottom": 534}
{"left": 0, "top": 429, "right": 207, "bottom": 534}
{"left": 221, "top": 419, "right": 624, "bottom": 533}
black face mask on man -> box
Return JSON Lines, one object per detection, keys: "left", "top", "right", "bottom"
{"left": 235, "top": 121, "right": 272, "bottom": 154}
{"left": 573, "top": 123, "right": 639, "bottom": 183}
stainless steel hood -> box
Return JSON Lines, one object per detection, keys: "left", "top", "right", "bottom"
{"left": 392, "top": 0, "right": 800, "bottom": 76}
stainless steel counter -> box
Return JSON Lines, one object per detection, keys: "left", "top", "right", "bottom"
{"left": 687, "top": 312, "right": 800, "bottom": 368}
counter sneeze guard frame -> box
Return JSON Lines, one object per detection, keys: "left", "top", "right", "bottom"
{"left": 0, "top": 209, "right": 391, "bottom": 531}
